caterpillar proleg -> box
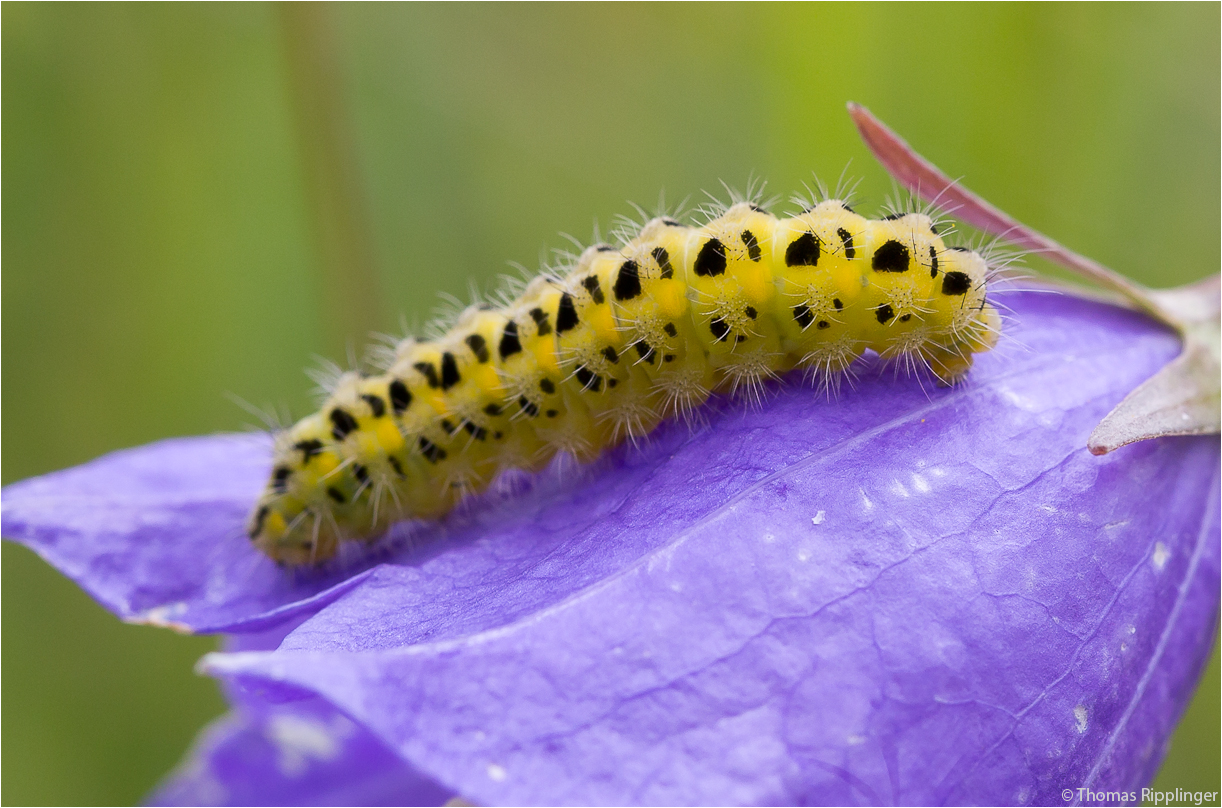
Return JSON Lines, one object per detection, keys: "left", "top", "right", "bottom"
{"left": 248, "top": 184, "right": 1001, "bottom": 565}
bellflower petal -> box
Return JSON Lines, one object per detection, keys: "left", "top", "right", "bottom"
{"left": 0, "top": 433, "right": 383, "bottom": 632}
{"left": 185, "top": 292, "right": 1218, "bottom": 805}
{"left": 149, "top": 697, "right": 453, "bottom": 807}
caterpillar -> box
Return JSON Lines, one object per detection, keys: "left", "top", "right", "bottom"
{"left": 247, "top": 185, "right": 1001, "bottom": 565}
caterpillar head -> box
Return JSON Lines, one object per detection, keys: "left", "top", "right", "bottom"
{"left": 247, "top": 372, "right": 425, "bottom": 565}
{"left": 247, "top": 413, "right": 347, "bottom": 565}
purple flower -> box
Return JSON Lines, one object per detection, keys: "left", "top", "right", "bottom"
{"left": 3, "top": 290, "right": 1218, "bottom": 805}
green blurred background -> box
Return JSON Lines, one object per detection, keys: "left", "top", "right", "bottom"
{"left": 3, "top": 3, "right": 1218, "bottom": 804}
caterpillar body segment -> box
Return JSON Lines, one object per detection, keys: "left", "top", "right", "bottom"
{"left": 248, "top": 190, "right": 1001, "bottom": 565}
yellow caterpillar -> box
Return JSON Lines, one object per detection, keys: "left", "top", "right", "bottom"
{"left": 248, "top": 190, "right": 1000, "bottom": 565}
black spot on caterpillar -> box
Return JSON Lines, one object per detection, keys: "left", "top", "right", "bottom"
{"left": 294, "top": 439, "right": 323, "bottom": 461}
{"left": 614, "top": 261, "right": 642, "bottom": 301}
{"left": 742, "top": 230, "right": 762, "bottom": 262}
{"left": 942, "top": 270, "right": 972, "bottom": 295}
{"left": 838, "top": 228, "right": 855, "bottom": 259}
{"left": 529, "top": 307, "right": 552, "bottom": 335}
{"left": 652, "top": 247, "right": 674, "bottom": 278}
{"left": 360, "top": 394, "right": 385, "bottom": 418}
{"left": 581, "top": 274, "right": 605, "bottom": 304}
{"left": 251, "top": 505, "right": 269, "bottom": 538}
{"left": 464, "top": 334, "right": 490, "bottom": 363}
{"left": 440, "top": 353, "right": 460, "bottom": 390}
{"left": 872, "top": 240, "right": 910, "bottom": 273}
{"left": 786, "top": 232, "right": 820, "bottom": 267}
{"left": 388, "top": 381, "right": 412, "bottom": 414}
{"left": 498, "top": 320, "right": 522, "bottom": 360}
{"left": 413, "top": 361, "right": 439, "bottom": 389}
{"left": 555, "top": 293, "right": 579, "bottom": 333}
{"left": 418, "top": 437, "right": 446, "bottom": 463}
{"left": 694, "top": 238, "right": 727, "bottom": 277}
{"left": 247, "top": 182, "right": 1001, "bottom": 565}
{"left": 329, "top": 408, "right": 358, "bottom": 441}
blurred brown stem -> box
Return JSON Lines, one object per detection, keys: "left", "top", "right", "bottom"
{"left": 280, "top": 2, "right": 384, "bottom": 360}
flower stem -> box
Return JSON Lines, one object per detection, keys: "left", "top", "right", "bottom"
{"left": 279, "top": 2, "right": 385, "bottom": 360}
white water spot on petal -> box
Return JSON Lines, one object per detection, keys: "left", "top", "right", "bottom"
{"left": 859, "top": 489, "right": 874, "bottom": 511}
{"left": 811, "top": 511, "right": 825, "bottom": 525}
{"left": 1152, "top": 542, "right": 1171, "bottom": 571}
{"left": 890, "top": 480, "right": 910, "bottom": 498}
{"left": 911, "top": 473, "right": 930, "bottom": 493}
{"left": 487, "top": 763, "right": 507, "bottom": 781}
{"left": 1036, "top": 410, "right": 1062, "bottom": 428}
{"left": 846, "top": 734, "right": 866, "bottom": 746}
{"left": 167, "top": 747, "right": 228, "bottom": 804}
{"left": 796, "top": 546, "right": 812, "bottom": 562}
{"left": 266, "top": 713, "right": 342, "bottom": 777}
{"left": 132, "top": 601, "right": 191, "bottom": 631}
{"left": 646, "top": 543, "right": 680, "bottom": 573}
{"left": 1073, "top": 705, "right": 1088, "bottom": 734}
{"left": 1000, "top": 385, "right": 1042, "bottom": 412}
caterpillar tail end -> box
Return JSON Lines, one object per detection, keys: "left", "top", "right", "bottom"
{"left": 924, "top": 301, "right": 1003, "bottom": 386}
